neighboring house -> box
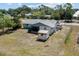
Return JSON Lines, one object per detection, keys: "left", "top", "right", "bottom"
{"left": 73, "top": 10, "right": 79, "bottom": 19}
{"left": 25, "top": 13, "right": 32, "bottom": 16}
{"left": 25, "top": 13, "right": 32, "bottom": 19}
{"left": 44, "top": 15, "right": 51, "bottom": 19}
{"left": 22, "top": 19, "right": 61, "bottom": 41}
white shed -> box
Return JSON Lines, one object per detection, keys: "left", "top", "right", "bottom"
{"left": 38, "top": 30, "right": 49, "bottom": 41}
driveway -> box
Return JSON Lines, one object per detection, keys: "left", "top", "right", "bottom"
{"left": 61, "top": 23, "right": 79, "bottom": 26}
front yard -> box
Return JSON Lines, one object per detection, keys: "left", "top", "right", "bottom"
{"left": 0, "top": 26, "right": 72, "bottom": 56}
{"left": 1, "top": 25, "right": 79, "bottom": 56}
{"left": 0, "top": 25, "right": 79, "bottom": 56}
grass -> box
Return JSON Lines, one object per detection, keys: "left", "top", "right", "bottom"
{"left": 64, "top": 26, "right": 79, "bottom": 56}
{"left": 0, "top": 27, "right": 70, "bottom": 56}
{"left": 0, "top": 52, "right": 6, "bottom": 56}
{"left": 65, "top": 27, "right": 72, "bottom": 44}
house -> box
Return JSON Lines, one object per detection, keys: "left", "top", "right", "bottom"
{"left": 44, "top": 15, "right": 51, "bottom": 19}
{"left": 25, "top": 13, "right": 32, "bottom": 16}
{"left": 22, "top": 19, "right": 61, "bottom": 41}
{"left": 73, "top": 10, "right": 79, "bottom": 19}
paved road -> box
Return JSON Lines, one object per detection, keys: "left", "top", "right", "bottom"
{"left": 60, "top": 23, "right": 79, "bottom": 26}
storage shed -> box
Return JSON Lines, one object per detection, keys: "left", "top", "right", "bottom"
{"left": 38, "top": 30, "right": 49, "bottom": 41}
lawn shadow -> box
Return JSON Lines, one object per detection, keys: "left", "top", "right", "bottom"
{"left": 0, "top": 29, "right": 17, "bottom": 36}
{"left": 27, "top": 31, "right": 38, "bottom": 35}
{"left": 36, "top": 39, "right": 47, "bottom": 42}
{"left": 36, "top": 37, "right": 49, "bottom": 42}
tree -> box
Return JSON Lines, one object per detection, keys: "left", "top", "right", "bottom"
{"left": 53, "top": 10, "right": 60, "bottom": 20}
{"left": 38, "top": 4, "right": 53, "bottom": 15}
{"left": 0, "top": 12, "right": 5, "bottom": 32}
{"left": 58, "top": 5, "right": 64, "bottom": 19}
{"left": 0, "top": 9, "right": 7, "bottom": 14}
{"left": 7, "top": 5, "right": 32, "bottom": 28}
{"left": 17, "top": 5, "right": 31, "bottom": 18}
{"left": 0, "top": 11, "right": 16, "bottom": 33}
{"left": 3, "top": 15, "right": 16, "bottom": 30}
{"left": 53, "top": 5, "right": 62, "bottom": 20}
{"left": 32, "top": 11, "right": 45, "bottom": 19}
{"left": 63, "top": 3, "right": 74, "bottom": 21}
{"left": 32, "top": 4, "right": 53, "bottom": 19}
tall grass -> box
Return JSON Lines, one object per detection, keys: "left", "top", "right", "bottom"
{"left": 65, "top": 27, "right": 72, "bottom": 44}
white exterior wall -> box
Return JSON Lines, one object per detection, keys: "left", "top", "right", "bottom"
{"left": 38, "top": 23, "right": 58, "bottom": 40}
{"left": 39, "top": 26, "right": 57, "bottom": 35}
{"left": 39, "top": 26, "right": 50, "bottom": 30}
{"left": 38, "top": 33, "right": 49, "bottom": 40}
{"left": 39, "top": 26, "right": 50, "bottom": 33}
{"left": 50, "top": 28, "right": 55, "bottom": 35}
{"left": 49, "top": 24, "right": 57, "bottom": 35}
{"left": 38, "top": 26, "right": 50, "bottom": 40}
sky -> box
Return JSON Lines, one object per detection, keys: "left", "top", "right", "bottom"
{"left": 0, "top": 3, "right": 79, "bottom": 10}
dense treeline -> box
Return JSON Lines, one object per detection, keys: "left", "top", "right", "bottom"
{"left": 0, "top": 3, "right": 76, "bottom": 33}
{"left": 0, "top": 3, "right": 74, "bottom": 20}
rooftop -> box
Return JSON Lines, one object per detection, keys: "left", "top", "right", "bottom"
{"left": 22, "top": 19, "right": 57, "bottom": 28}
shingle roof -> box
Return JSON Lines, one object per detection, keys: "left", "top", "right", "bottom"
{"left": 22, "top": 19, "right": 57, "bottom": 28}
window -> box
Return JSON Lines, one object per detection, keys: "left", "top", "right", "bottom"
{"left": 26, "top": 24, "right": 28, "bottom": 25}
{"left": 44, "top": 27, "right": 47, "bottom": 30}
{"left": 26, "top": 24, "right": 29, "bottom": 27}
{"left": 41, "top": 34, "right": 44, "bottom": 36}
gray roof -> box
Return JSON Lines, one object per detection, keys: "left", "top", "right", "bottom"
{"left": 22, "top": 19, "right": 57, "bottom": 28}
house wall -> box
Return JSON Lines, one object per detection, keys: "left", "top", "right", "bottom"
{"left": 23, "top": 22, "right": 58, "bottom": 35}
{"left": 23, "top": 24, "right": 32, "bottom": 29}
{"left": 39, "top": 26, "right": 50, "bottom": 30}
{"left": 39, "top": 26, "right": 56, "bottom": 35}
{"left": 38, "top": 32, "right": 49, "bottom": 40}
{"left": 33, "top": 23, "right": 52, "bottom": 34}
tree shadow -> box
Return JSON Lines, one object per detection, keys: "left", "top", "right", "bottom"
{"left": 27, "top": 31, "right": 38, "bottom": 35}
{"left": 0, "top": 29, "right": 17, "bottom": 36}
{"left": 36, "top": 39, "right": 47, "bottom": 42}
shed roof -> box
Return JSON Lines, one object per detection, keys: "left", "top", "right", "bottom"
{"left": 22, "top": 19, "right": 57, "bottom": 28}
